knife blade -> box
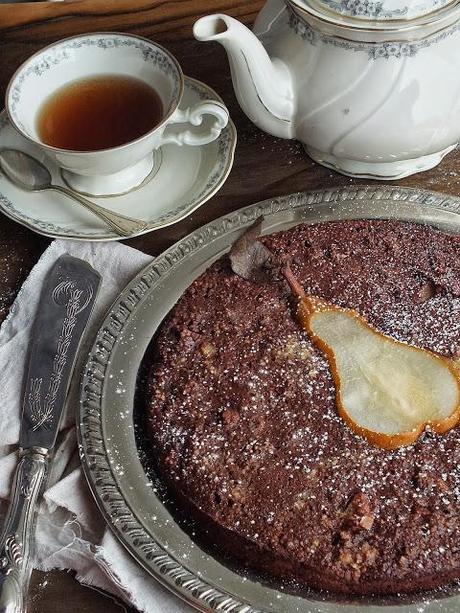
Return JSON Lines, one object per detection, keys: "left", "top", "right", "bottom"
{"left": 0, "top": 255, "right": 101, "bottom": 613}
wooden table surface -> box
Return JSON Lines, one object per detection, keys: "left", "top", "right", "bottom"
{"left": 1, "top": 1, "right": 460, "bottom": 611}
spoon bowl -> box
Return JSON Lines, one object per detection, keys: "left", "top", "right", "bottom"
{"left": 0, "top": 149, "right": 52, "bottom": 191}
{"left": 0, "top": 149, "right": 148, "bottom": 236}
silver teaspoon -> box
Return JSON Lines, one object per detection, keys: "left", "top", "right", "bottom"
{"left": 0, "top": 149, "right": 148, "bottom": 237}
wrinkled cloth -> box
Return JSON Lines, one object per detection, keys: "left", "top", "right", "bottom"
{"left": 0, "top": 240, "right": 192, "bottom": 612}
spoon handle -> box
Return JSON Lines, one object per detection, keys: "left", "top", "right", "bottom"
{"left": 53, "top": 185, "right": 147, "bottom": 236}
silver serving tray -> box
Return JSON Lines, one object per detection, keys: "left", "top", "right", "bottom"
{"left": 78, "top": 186, "right": 460, "bottom": 613}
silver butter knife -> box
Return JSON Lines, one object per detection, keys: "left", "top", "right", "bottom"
{"left": 0, "top": 255, "right": 101, "bottom": 613}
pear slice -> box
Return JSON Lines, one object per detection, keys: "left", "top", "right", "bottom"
{"left": 297, "top": 297, "right": 460, "bottom": 449}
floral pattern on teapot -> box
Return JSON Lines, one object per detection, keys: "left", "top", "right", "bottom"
{"left": 288, "top": 7, "right": 460, "bottom": 58}
{"left": 292, "top": 0, "right": 452, "bottom": 19}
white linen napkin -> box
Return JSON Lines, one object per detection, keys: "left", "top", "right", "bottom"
{"left": 0, "top": 239, "right": 193, "bottom": 612}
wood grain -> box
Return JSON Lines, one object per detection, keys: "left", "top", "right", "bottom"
{"left": 29, "top": 571, "right": 136, "bottom": 613}
{"left": 0, "top": 0, "right": 263, "bottom": 41}
{"left": 1, "top": 0, "right": 460, "bottom": 611}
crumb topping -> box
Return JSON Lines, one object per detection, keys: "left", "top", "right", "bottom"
{"left": 146, "top": 219, "right": 460, "bottom": 594}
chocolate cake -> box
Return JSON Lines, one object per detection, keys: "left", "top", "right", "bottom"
{"left": 146, "top": 219, "right": 460, "bottom": 595}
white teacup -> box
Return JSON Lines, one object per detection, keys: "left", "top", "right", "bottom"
{"left": 6, "top": 33, "right": 229, "bottom": 196}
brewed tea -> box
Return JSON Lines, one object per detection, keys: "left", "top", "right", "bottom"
{"left": 37, "top": 75, "right": 163, "bottom": 151}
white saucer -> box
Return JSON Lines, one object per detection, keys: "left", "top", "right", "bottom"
{"left": 0, "top": 77, "right": 236, "bottom": 241}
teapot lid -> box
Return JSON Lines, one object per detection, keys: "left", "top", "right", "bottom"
{"left": 289, "top": 0, "right": 455, "bottom": 21}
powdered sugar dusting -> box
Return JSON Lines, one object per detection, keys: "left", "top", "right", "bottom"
{"left": 146, "top": 219, "right": 460, "bottom": 595}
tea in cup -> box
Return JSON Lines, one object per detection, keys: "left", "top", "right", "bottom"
{"left": 36, "top": 74, "right": 165, "bottom": 153}
{"left": 6, "top": 33, "right": 229, "bottom": 196}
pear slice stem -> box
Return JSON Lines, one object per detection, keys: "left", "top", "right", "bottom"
{"left": 283, "top": 262, "right": 305, "bottom": 301}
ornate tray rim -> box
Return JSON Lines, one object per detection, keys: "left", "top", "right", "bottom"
{"left": 78, "top": 185, "right": 460, "bottom": 613}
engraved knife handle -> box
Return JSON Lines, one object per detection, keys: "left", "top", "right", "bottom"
{"left": 0, "top": 448, "right": 48, "bottom": 613}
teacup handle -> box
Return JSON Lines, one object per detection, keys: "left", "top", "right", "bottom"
{"left": 160, "top": 100, "right": 229, "bottom": 147}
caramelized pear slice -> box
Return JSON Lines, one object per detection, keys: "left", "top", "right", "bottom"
{"left": 297, "top": 297, "right": 460, "bottom": 449}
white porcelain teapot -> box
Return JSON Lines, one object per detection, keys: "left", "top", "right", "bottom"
{"left": 194, "top": 0, "right": 460, "bottom": 179}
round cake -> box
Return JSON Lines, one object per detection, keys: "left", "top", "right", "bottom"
{"left": 146, "top": 219, "right": 460, "bottom": 595}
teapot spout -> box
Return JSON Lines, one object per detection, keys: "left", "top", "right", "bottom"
{"left": 194, "top": 14, "right": 295, "bottom": 139}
